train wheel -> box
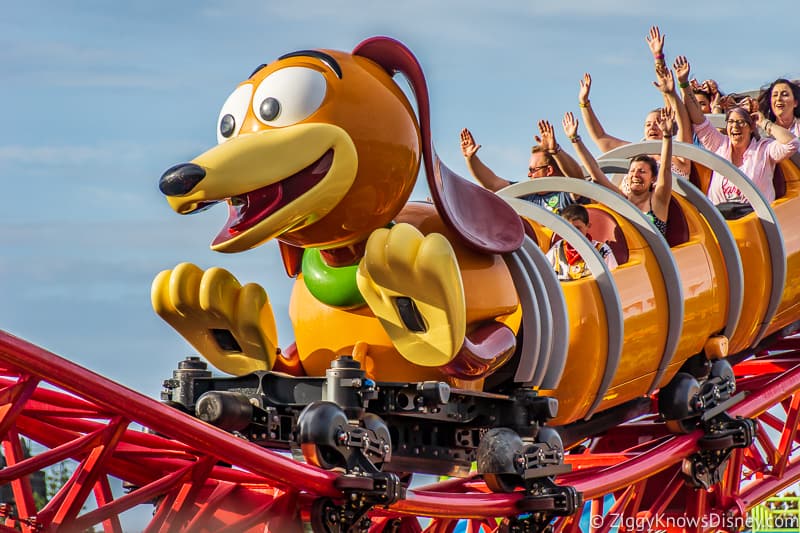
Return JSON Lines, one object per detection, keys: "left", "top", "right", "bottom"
{"left": 482, "top": 473, "right": 521, "bottom": 494}
{"left": 298, "top": 401, "right": 349, "bottom": 470}
{"left": 664, "top": 417, "right": 697, "bottom": 434}
{"left": 477, "top": 428, "right": 524, "bottom": 493}
{"left": 536, "top": 426, "right": 563, "bottom": 449}
{"left": 658, "top": 371, "right": 700, "bottom": 420}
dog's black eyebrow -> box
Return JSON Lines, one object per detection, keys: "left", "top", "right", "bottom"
{"left": 277, "top": 50, "right": 342, "bottom": 79}
{"left": 249, "top": 64, "right": 268, "bottom": 78}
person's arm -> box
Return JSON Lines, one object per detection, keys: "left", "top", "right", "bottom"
{"left": 654, "top": 64, "right": 691, "bottom": 144}
{"left": 647, "top": 25, "right": 690, "bottom": 141}
{"left": 578, "top": 73, "right": 627, "bottom": 153}
{"left": 459, "top": 128, "right": 511, "bottom": 192}
{"left": 674, "top": 56, "right": 705, "bottom": 125}
{"left": 652, "top": 107, "right": 675, "bottom": 222}
{"left": 646, "top": 25, "right": 666, "bottom": 69}
{"left": 757, "top": 112, "right": 799, "bottom": 145}
{"left": 562, "top": 112, "right": 625, "bottom": 196}
{"left": 653, "top": 64, "right": 691, "bottom": 175}
{"left": 757, "top": 112, "right": 800, "bottom": 161}
{"left": 535, "top": 119, "right": 585, "bottom": 179}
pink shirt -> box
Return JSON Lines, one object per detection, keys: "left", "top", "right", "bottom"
{"left": 694, "top": 118, "right": 799, "bottom": 204}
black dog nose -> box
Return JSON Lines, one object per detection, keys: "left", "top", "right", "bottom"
{"left": 159, "top": 163, "right": 206, "bottom": 196}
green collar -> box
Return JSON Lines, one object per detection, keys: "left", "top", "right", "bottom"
{"left": 301, "top": 247, "right": 365, "bottom": 308}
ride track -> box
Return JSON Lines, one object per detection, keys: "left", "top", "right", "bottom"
{"left": 2, "top": 327, "right": 800, "bottom": 532}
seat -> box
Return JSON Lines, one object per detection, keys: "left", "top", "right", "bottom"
{"left": 585, "top": 207, "right": 629, "bottom": 265}
{"left": 774, "top": 163, "right": 786, "bottom": 199}
{"left": 689, "top": 162, "right": 711, "bottom": 195}
{"left": 665, "top": 196, "right": 690, "bottom": 247}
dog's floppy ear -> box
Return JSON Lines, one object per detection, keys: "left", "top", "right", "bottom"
{"left": 353, "top": 37, "right": 523, "bottom": 254}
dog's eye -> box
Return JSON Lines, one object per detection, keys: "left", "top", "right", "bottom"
{"left": 259, "top": 97, "right": 280, "bottom": 122}
{"left": 251, "top": 67, "right": 326, "bottom": 127}
{"left": 216, "top": 83, "right": 253, "bottom": 144}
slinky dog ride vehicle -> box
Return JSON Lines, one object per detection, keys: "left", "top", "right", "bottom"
{"left": 2, "top": 35, "right": 800, "bottom": 532}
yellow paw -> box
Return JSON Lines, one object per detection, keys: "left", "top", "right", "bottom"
{"left": 356, "top": 223, "right": 466, "bottom": 366}
{"left": 151, "top": 262, "right": 278, "bottom": 375}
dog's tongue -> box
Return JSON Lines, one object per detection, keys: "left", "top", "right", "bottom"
{"left": 213, "top": 182, "right": 283, "bottom": 245}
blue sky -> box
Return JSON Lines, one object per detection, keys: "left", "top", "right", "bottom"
{"left": 2, "top": 0, "right": 799, "bottom": 400}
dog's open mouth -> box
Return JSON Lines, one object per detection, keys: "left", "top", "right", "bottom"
{"left": 212, "top": 149, "right": 334, "bottom": 245}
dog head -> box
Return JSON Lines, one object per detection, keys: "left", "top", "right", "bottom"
{"left": 160, "top": 37, "right": 523, "bottom": 259}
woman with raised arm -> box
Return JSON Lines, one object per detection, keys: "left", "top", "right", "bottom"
{"left": 757, "top": 78, "right": 800, "bottom": 138}
{"left": 676, "top": 56, "right": 800, "bottom": 205}
{"left": 562, "top": 108, "right": 675, "bottom": 236}
{"left": 577, "top": 26, "right": 691, "bottom": 177}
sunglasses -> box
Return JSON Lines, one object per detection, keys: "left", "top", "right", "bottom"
{"left": 528, "top": 164, "right": 551, "bottom": 174}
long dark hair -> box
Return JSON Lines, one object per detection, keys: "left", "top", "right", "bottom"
{"left": 757, "top": 78, "right": 800, "bottom": 121}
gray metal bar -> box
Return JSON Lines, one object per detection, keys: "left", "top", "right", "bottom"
{"left": 512, "top": 243, "right": 553, "bottom": 387}
{"left": 501, "top": 191, "right": 626, "bottom": 420}
{"left": 598, "top": 158, "right": 744, "bottom": 340}
{"left": 521, "top": 237, "right": 569, "bottom": 389}
{"left": 602, "top": 141, "right": 785, "bottom": 346}
{"left": 502, "top": 249, "right": 542, "bottom": 385}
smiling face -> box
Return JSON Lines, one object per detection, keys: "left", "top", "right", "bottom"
{"left": 694, "top": 91, "right": 712, "bottom": 114}
{"left": 771, "top": 82, "right": 799, "bottom": 121}
{"left": 160, "top": 49, "right": 421, "bottom": 253}
{"left": 725, "top": 108, "right": 754, "bottom": 149}
{"left": 626, "top": 159, "right": 656, "bottom": 194}
{"left": 643, "top": 110, "right": 662, "bottom": 140}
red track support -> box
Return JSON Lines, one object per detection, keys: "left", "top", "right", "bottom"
{"left": 4, "top": 329, "right": 800, "bottom": 531}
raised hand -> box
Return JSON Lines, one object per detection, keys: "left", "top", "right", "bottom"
{"left": 460, "top": 128, "right": 480, "bottom": 159}
{"left": 535, "top": 120, "right": 557, "bottom": 151}
{"left": 653, "top": 64, "right": 675, "bottom": 94}
{"left": 658, "top": 106, "right": 676, "bottom": 137}
{"left": 562, "top": 111, "right": 579, "bottom": 139}
{"left": 740, "top": 95, "right": 758, "bottom": 114}
{"left": 708, "top": 83, "right": 723, "bottom": 112}
{"left": 646, "top": 25, "right": 665, "bottom": 57}
{"left": 578, "top": 73, "right": 592, "bottom": 106}
{"left": 718, "top": 95, "right": 737, "bottom": 113}
{"left": 673, "top": 55, "right": 690, "bottom": 86}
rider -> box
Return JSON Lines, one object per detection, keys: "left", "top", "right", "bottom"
{"left": 460, "top": 120, "right": 586, "bottom": 213}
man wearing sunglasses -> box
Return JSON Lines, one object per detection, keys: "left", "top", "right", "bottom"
{"left": 460, "top": 120, "right": 585, "bottom": 214}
